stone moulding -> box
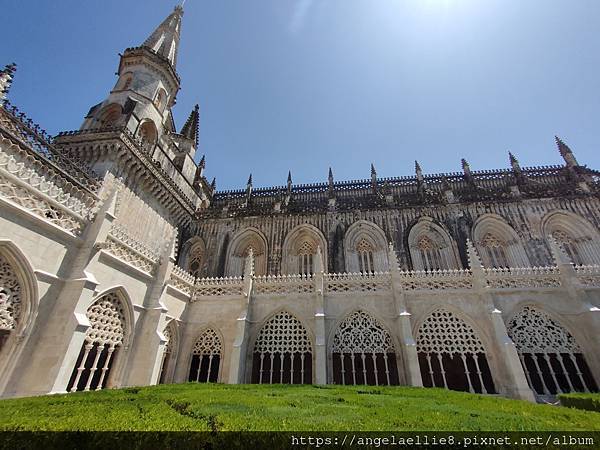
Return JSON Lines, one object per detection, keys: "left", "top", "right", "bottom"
{"left": 98, "top": 225, "right": 160, "bottom": 276}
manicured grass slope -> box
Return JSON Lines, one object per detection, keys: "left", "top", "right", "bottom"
{"left": 1, "top": 384, "right": 599, "bottom": 431}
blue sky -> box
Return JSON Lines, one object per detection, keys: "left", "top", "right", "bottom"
{"left": 3, "top": 0, "right": 600, "bottom": 190}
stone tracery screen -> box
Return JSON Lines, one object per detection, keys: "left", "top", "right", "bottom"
{"left": 331, "top": 311, "right": 400, "bottom": 386}
{"left": 356, "top": 240, "right": 375, "bottom": 274}
{"left": 416, "top": 309, "right": 495, "bottom": 394}
{"left": 507, "top": 306, "right": 598, "bottom": 396}
{"left": 188, "top": 328, "right": 222, "bottom": 383}
{"left": 0, "top": 254, "right": 22, "bottom": 352}
{"left": 251, "top": 311, "right": 312, "bottom": 384}
{"left": 67, "top": 293, "right": 126, "bottom": 392}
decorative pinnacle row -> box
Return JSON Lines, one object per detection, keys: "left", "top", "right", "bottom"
{"left": 555, "top": 135, "right": 579, "bottom": 167}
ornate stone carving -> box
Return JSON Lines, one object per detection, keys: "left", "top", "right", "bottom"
{"left": 0, "top": 254, "right": 21, "bottom": 331}
{"left": 254, "top": 311, "right": 311, "bottom": 355}
{"left": 85, "top": 293, "right": 126, "bottom": 347}
{"left": 416, "top": 309, "right": 485, "bottom": 355}
{"left": 332, "top": 311, "right": 394, "bottom": 354}
{"left": 192, "top": 328, "right": 222, "bottom": 356}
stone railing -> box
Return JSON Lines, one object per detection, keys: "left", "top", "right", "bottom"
{"left": 191, "top": 277, "right": 245, "bottom": 300}
{"left": 574, "top": 265, "right": 600, "bottom": 288}
{"left": 100, "top": 224, "right": 160, "bottom": 275}
{"left": 168, "top": 262, "right": 600, "bottom": 302}
{"left": 484, "top": 267, "right": 561, "bottom": 289}
{"left": 254, "top": 274, "right": 314, "bottom": 295}
{"left": 326, "top": 272, "right": 392, "bottom": 293}
{"left": 169, "top": 264, "right": 195, "bottom": 296}
{"left": 0, "top": 101, "right": 101, "bottom": 191}
{"left": 398, "top": 269, "right": 473, "bottom": 291}
{"left": 0, "top": 131, "right": 100, "bottom": 236}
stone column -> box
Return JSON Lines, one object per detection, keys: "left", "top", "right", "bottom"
{"left": 122, "top": 236, "right": 176, "bottom": 386}
{"left": 313, "top": 246, "right": 327, "bottom": 385}
{"left": 467, "top": 240, "right": 535, "bottom": 401}
{"left": 388, "top": 244, "right": 423, "bottom": 387}
{"left": 228, "top": 250, "right": 254, "bottom": 384}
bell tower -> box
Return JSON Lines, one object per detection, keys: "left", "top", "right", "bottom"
{"left": 81, "top": 6, "right": 184, "bottom": 147}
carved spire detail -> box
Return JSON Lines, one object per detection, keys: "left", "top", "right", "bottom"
{"left": 181, "top": 104, "right": 199, "bottom": 147}
{"left": 142, "top": 6, "right": 184, "bottom": 69}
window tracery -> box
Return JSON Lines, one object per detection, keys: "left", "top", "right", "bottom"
{"left": 356, "top": 239, "right": 375, "bottom": 274}
{"left": 552, "top": 230, "right": 583, "bottom": 266}
{"left": 67, "top": 293, "right": 127, "bottom": 392}
{"left": 187, "top": 242, "right": 205, "bottom": 279}
{"left": 417, "top": 236, "right": 447, "bottom": 271}
{"left": 480, "top": 233, "right": 509, "bottom": 268}
{"left": 297, "top": 241, "right": 315, "bottom": 276}
{"left": 0, "top": 254, "right": 22, "bottom": 351}
{"left": 251, "top": 311, "right": 312, "bottom": 384}
{"left": 188, "top": 328, "right": 222, "bottom": 383}
{"left": 416, "top": 309, "right": 495, "bottom": 394}
{"left": 331, "top": 311, "right": 399, "bottom": 386}
{"left": 508, "top": 306, "right": 598, "bottom": 396}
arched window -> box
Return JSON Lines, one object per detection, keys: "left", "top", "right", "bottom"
{"left": 472, "top": 215, "right": 529, "bottom": 268}
{"left": 542, "top": 212, "right": 600, "bottom": 266}
{"left": 552, "top": 230, "right": 582, "bottom": 266}
{"left": 154, "top": 88, "right": 167, "bottom": 112}
{"left": 159, "top": 321, "right": 177, "bottom": 384}
{"left": 331, "top": 311, "right": 400, "bottom": 386}
{"left": 356, "top": 239, "right": 375, "bottom": 274}
{"left": 480, "top": 233, "right": 509, "bottom": 268}
{"left": 507, "top": 306, "right": 598, "bottom": 397}
{"left": 344, "top": 220, "right": 389, "bottom": 273}
{"left": 0, "top": 254, "right": 22, "bottom": 352}
{"left": 408, "top": 218, "right": 460, "bottom": 271}
{"left": 416, "top": 309, "right": 495, "bottom": 394}
{"left": 225, "top": 228, "right": 268, "bottom": 277}
{"left": 188, "top": 329, "right": 222, "bottom": 383}
{"left": 187, "top": 242, "right": 205, "bottom": 279}
{"left": 281, "top": 225, "right": 327, "bottom": 275}
{"left": 251, "top": 311, "right": 312, "bottom": 384}
{"left": 297, "top": 241, "right": 315, "bottom": 276}
{"left": 138, "top": 120, "right": 158, "bottom": 145}
{"left": 98, "top": 104, "right": 122, "bottom": 128}
{"left": 67, "top": 293, "right": 127, "bottom": 392}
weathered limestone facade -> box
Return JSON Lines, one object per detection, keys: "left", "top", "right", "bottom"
{"left": 0, "top": 6, "right": 598, "bottom": 402}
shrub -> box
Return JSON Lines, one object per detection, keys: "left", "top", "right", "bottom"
{"left": 559, "top": 393, "right": 600, "bottom": 413}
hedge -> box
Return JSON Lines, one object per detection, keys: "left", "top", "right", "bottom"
{"left": 559, "top": 393, "right": 600, "bottom": 413}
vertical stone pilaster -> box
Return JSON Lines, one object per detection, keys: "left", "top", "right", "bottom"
{"left": 313, "top": 246, "right": 327, "bottom": 385}
{"left": 467, "top": 240, "right": 535, "bottom": 401}
{"left": 228, "top": 250, "right": 254, "bottom": 384}
{"left": 388, "top": 244, "right": 422, "bottom": 387}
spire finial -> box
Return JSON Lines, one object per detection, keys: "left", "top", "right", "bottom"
{"left": 0, "top": 63, "right": 17, "bottom": 102}
{"left": 247, "top": 173, "right": 253, "bottom": 186}
{"left": 142, "top": 6, "right": 184, "bottom": 68}
{"left": 287, "top": 170, "right": 292, "bottom": 184}
{"left": 371, "top": 163, "right": 376, "bottom": 176}
{"left": 328, "top": 167, "right": 334, "bottom": 181}
{"left": 210, "top": 177, "right": 216, "bottom": 190}
{"left": 461, "top": 158, "right": 472, "bottom": 178}
{"left": 181, "top": 104, "right": 200, "bottom": 147}
{"left": 199, "top": 154, "right": 206, "bottom": 169}
{"left": 466, "top": 239, "right": 483, "bottom": 270}
{"left": 508, "top": 151, "right": 521, "bottom": 172}
{"left": 555, "top": 135, "right": 579, "bottom": 167}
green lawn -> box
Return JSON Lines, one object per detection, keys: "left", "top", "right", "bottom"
{"left": 1, "top": 383, "right": 599, "bottom": 431}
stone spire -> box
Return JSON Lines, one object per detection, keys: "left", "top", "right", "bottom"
{"left": 0, "top": 63, "right": 16, "bottom": 102}
{"left": 466, "top": 239, "right": 483, "bottom": 270}
{"left": 181, "top": 104, "right": 199, "bottom": 147}
{"left": 508, "top": 151, "right": 521, "bottom": 172}
{"left": 198, "top": 154, "right": 206, "bottom": 170}
{"left": 415, "top": 160, "right": 423, "bottom": 182}
{"left": 143, "top": 5, "right": 184, "bottom": 69}
{"left": 370, "top": 163, "right": 377, "bottom": 192}
{"left": 210, "top": 177, "right": 216, "bottom": 191}
{"left": 555, "top": 136, "right": 579, "bottom": 167}
{"left": 328, "top": 167, "right": 334, "bottom": 197}
{"left": 287, "top": 170, "right": 292, "bottom": 193}
{"left": 461, "top": 158, "right": 472, "bottom": 177}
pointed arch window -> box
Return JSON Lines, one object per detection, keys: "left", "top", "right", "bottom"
{"left": 67, "top": 293, "right": 126, "bottom": 392}
{"left": 508, "top": 306, "right": 598, "bottom": 397}
{"left": 356, "top": 239, "right": 375, "bottom": 274}
{"left": 187, "top": 242, "right": 205, "bottom": 279}
{"left": 417, "top": 236, "right": 447, "bottom": 271}
{"left": 251, "top": 312, "right": 312, "bottom": 384}
{"left": 331, "top": 311, "right": 400, "bottom": 386}
{"left": 297, "top": 241, "right": 315, "bottom": 276}
{"left": 0, "top": 254, "right": 22, "bottom": 352}
{"left": 159, "top": 322, "right": 177, "bottom": 384}
{"left": 138, "top": 120, "right": 158, "bottom": 145}
{"left": 154, "top": 88, "right": 167, "bottom": 112}
{"left": 552, "top": 230, "right": 583, "bottom": 266}
{"left": 416, "top": 309, "right": 495, "bottom": 394}
{"left": 480, "top": 233, "right": 509, "bottom": 268}
{"left": 188, "top": 329, "right": 222, "bottom": 383}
